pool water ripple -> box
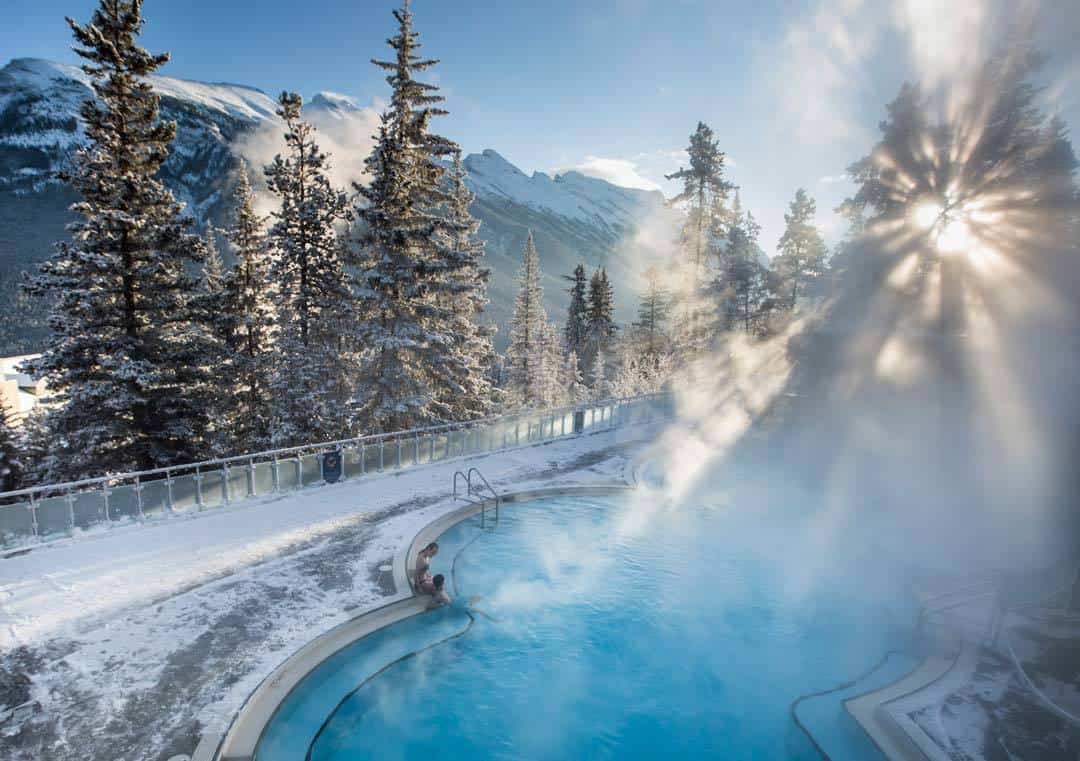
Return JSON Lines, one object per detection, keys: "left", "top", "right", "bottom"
{"left": 257, "top": 494, "right": 917, "bottom": 761}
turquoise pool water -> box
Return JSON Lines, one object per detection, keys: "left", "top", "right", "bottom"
{"left": 257, "top": 490, "right": 917, "bottom": 760}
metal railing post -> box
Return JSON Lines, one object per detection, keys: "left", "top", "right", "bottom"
{"left": 195, "top": 467, "right": 204, "bottom": 511}
{"left": 247, "top": 458, "right": 256, "bottom": 497}
{"left": 65, "top": 489, "right": 75, "bottom": 534}
{"left": 360, "top": 444, "right": 366, "bottom": 475}
{"left": 134, "top": 475, "right": 145, "bottom": 521}
{"left": 294, "top": 456, "right": 302, "bottom": 488}
{"left": 102, "top": 480, "right": 111, "bottom": 522}
{"left": 222, "top": 464, "right": 231, "bottom": 505}
{"left": 414, "top": 433, "right": 420, "bottom": 464}
{"left": 29, "top": 494, "right": 39, "bottom": 540}
{"left": 379, "top": 440, "right": 384, "bottom": 472}
{"left": 397, "top": 438, "right": 402, "bottom": 468}
{"left": 272, "top": 457, "right": 280, "bottom": 493}
{"left": 165, "top": 470, "right": 174, "bottom": 513}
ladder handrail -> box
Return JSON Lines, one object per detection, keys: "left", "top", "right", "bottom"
{"left": 452, "top": 470, "right": 469, "bottom": 502}
{"left": 451, "top": 468, "right": 499, "bottom": 528}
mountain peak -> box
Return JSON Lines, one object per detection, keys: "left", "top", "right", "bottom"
{"left": 308, "top": 91, "right": 363, "bottom": 113}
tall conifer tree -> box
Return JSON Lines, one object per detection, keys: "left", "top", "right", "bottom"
{"left": 221, "top": 167, "right": 276, "bottom": 451}
{"left": 24, "top": 0, "right": 212, "bottom": 479}
{"left": 563, "top": 263, "right": 589, "bottom": 357}
{"left": 265, "top": 92, "right": 353, "bottom": 445}
{"left": 352, "top": 2, "right": 473, "bottom": 432}
{"left": 774, "top": 188, "right": 828, "bottom": 308}
{"left": 506, "top": 231, "right": 548, "bottom": 407}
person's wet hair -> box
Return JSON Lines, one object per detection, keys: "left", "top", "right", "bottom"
{"left": 433, "top": 574, "right": 445, "bottom": 589}
{"left": 425, "top": 542, "right": 439, "bottom": 553}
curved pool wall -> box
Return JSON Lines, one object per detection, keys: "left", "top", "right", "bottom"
{"left": 214, "top": 485, "right": 631, "bottom": 761}
{"left": 238, "top": 481, "right": 920, "bottom": 761}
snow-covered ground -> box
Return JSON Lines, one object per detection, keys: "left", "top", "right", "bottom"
{"left": 0, "top": 427, "right": 654, "bottom": 761}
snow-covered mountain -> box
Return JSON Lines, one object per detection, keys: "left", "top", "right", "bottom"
{"left": 0, "top": 58, "right": 667, "bottom": 352}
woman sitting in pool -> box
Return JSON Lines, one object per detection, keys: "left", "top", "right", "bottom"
{"left": 414, "top": 542, "right": 438, "bottom": 587}
{"left": 421, "top": 574, "right": 451, "bottom": 608}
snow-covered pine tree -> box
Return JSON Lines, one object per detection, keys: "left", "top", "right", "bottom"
{"left": 590, "top": 347, "right": 612, "bottom": 401}
{"left": 724, "top": 207, "right": 771, "bottom": 334}
{"left": 193, "top": 233, "right": 235, "bottom": 454}
{"left": 220, "top": 166, "right": 277, "bottom": 451}
{"left": 0, "top": 404, "right": 22, "bottom": 493}
{"left": 667, "top": 122, "right": 736, "bottom": 285}
{"left": 564, "top": 350, "right": 587, "bottom": 404}
{"left": 633, "top": 265, "right": 671, "bottom": 358}
{"left": 584, "top": 268, "right": 617, "bottom": 384}
{"left": 774, "top": 188, "right": 828, "bottom": 309}
{"left": 430, "top": 151, "right": 495, "bottom": 421}
{"left": 24, "top": 0, "right": 214, "bottom": 480}
{"left": 351, "top": 2, "right": 469, "bottom": 432}
{"left": 505, "top": 231, "right": 549, "bottom": 407}
{"left": 563, "top": 263, "right": 589, "bottom": 357}
{"left": 535, "top": 322, "right": 567, "bottom": 409}
{"left": 264, "top": 92, "right": 354, "bottom": 445}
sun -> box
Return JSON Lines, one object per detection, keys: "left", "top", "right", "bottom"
{"left": 910, "top": 198, "right": 979, "bottom": 256}
{"left": 912, "top": 201, "right": 943, "bottom": 231}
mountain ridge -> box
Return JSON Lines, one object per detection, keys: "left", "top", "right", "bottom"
{"left": 0, "top": 57, "right": 669, "bottom": 353}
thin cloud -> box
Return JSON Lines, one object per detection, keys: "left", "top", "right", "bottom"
{"left": 555, "top": 155, "right": 664, "bottom": 192}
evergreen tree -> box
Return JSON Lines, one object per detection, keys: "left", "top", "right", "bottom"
{"left": 193, "top": 233, "right": 234, "bottom": 454}
{"left": 633, "top": 265, "right": 670, "bottom": 358}
{"left": 774, "top": 188, "right": 828, "bottom": 308}
{"left": 723, "top": 208, "right": 771, "bottom": 334}
{"left": 221, "top": 167, "right": 276, "bottom": 451}
{"left": 430, "top": 151, "right": 495, "bottom": 421}
{"left": 506, "top": 231, "right": 548, "bottom": 406}
{"left": 564, "top": 350, "right": 587, "bottom": 404}
{"left": 24, "top": 0, "right": 213, "bottom": 479}
{"left": 667, "top": 122, "right": 736, "bottom": 284}
{"left": 535, "top": 322, "right": 567, "bottom": 408}
{"left": 351, "top": 2, "right": 467, "bottom": 432}
{"left": 584, "top": 268, "right": 617, "bottom": 383}
{"left": 563, "top": 263, "right": 589, "bottom": 357}
{"left": 0, "top": 404, "right": 22, "bottom": 493}
{"left": 264, "top": 92, "right": 353, "bottom": 445}
{"left": 590, "top": 347, "right": 612, "bottom": 401}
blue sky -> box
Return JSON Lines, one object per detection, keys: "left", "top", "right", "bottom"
{"left": 5, "top": 0, "right": 1079, "bottom": 251}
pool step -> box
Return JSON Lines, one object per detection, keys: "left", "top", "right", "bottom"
{"left": 844, "top": 653, "right": 957, "bottom": 760}
{"left": 794, "top": 652, "right": 921, "bottom": 761}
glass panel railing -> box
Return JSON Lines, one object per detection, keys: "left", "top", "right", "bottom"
{"left": 227, "top": 466, "right": 251, "bottom": 502}
{"left": 169, "top": 474, "right": 199, "bottom": 513}
{"left": 432, "top": 433, "right": 448, "bottom": 462}
{"left": 276, "top": 460, "right": 300, "bottom": 491}
{"left": 107, "top": 484, "right": 139, "bottom": 522}
{"left": 72, "top": 489, "right": 106, "bottom": 529}
{"left": 36, "top": 496, "right": 70, "bottom": 537}
{"left": 342, "top": 447, "right": 364, "bottom": 479}
{"left": 252, "top": 462, "right": 276, "bottom": 496}
{"left": 362, "top": 441, "right": 383, "bottom": 472}
{"left": 140, "top": 479, "right": 170, "bottom": 519}
{"left": 397, "top": 437, "right": 416, "bottom": 469}
{"left": 300, "top": 455, "right": 322, "bottom": 487}
{"left": 200, "top": 469, "right": 226, "bottom": 508}
{"left": 0, "top": 501, "right": 34, "bottom": 543}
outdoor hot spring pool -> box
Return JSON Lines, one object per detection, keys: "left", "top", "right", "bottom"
{"left": 255, "top": 484, "right": 919, "bottom": 760}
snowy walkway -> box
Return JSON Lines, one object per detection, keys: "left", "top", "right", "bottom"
{"left": 0, "top": 427, "right": 654, "bottom": 761}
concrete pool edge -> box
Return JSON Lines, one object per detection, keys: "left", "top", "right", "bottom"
{"left": 212, "top": 483, "right": 634, "bottom": 761}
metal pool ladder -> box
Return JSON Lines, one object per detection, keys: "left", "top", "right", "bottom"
{"left": 453, "top": 467, "right": 500, "bottom": 528}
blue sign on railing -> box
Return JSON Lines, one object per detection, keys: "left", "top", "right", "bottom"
{"left": 322, "top": 450, "right": 343, "bottom": 484}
